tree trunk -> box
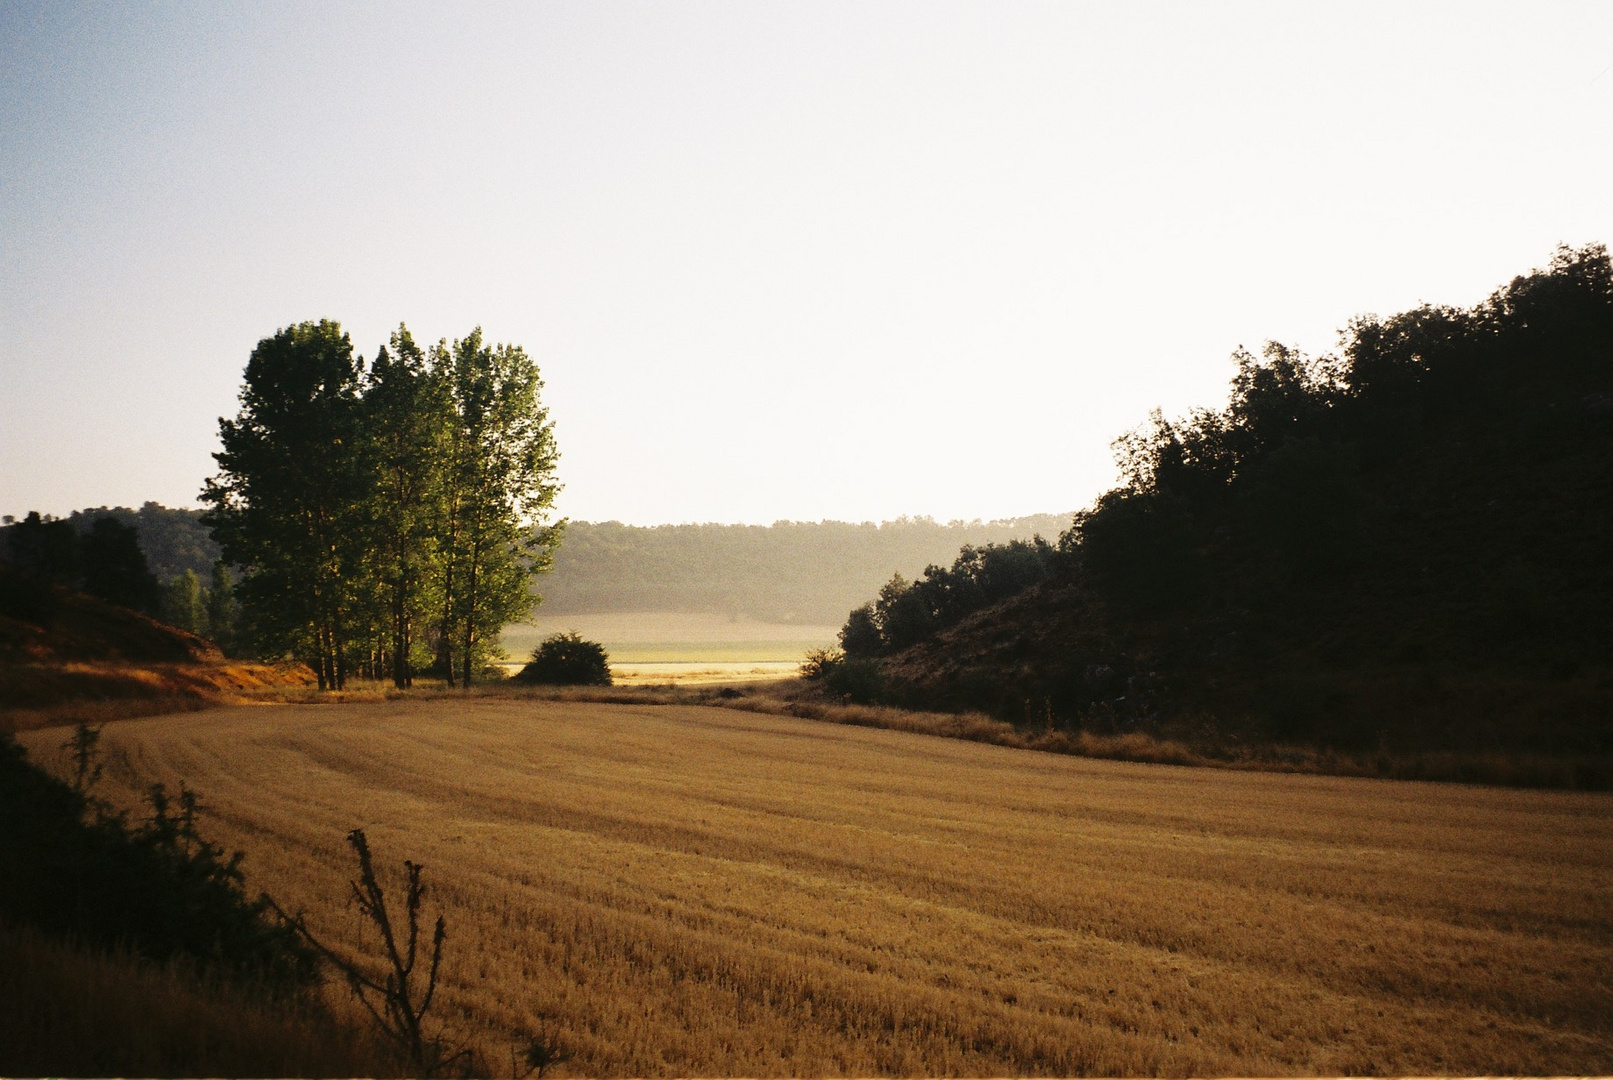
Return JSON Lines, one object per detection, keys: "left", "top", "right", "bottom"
{"left": 460, "top": 540, "right": 478, "bottom": 689}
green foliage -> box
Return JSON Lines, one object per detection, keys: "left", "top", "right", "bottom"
{"left": 162, "top": 569, "right": 207, "bottom": 636}
{"left": 205, "top": 560, "right": 239, "bottom": 654}
{"left": 1063, "top": 243, "right": 1613, "bottom": 624}
{"left": 5, "top": 511, "right": 81, "bottom": 583}
{"left": 838, "top": 604, "right": 883, "bottom": 657}
{"left": 203, "top": 319, "right": 368, "bottom": 688}
{"left": 2, "top": 512, "right": 161, "bottom": 616}
{"left": 1, "top": 505, "right": 241, "bottom": 651}
{"left": 514, "top": 632, "right": 612, "bottom": 686}
{"left": 826, "top": 656, "right": 886, "bottom": 704}
{"left": 431, "top": 328, "right": 562, "bottom": 688}
{"left": 66, "top": 503, "right": 222, "bottom": 584}
{"left": 202, "top": 320, "right": 561, "bottom": 689}
{"left": 799, "top": 646, "right": 845, "bottom": 680}
{"left": 362, "top": 327, "right": 453, "bottom": 689}
{"left": 798, "top": 645, "right": 885, "bottom": 703}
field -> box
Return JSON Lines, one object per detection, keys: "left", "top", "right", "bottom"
{"left": 499, "top": 609, "right": 833, "bottom": 682}
{"left": 20, "top": 699, "right": 1613, "bottom": 1076}
{"left": 501, "top": 611, "right": 837, "bottom": 680}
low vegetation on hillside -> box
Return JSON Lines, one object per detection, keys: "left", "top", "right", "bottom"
{"left": 0, "top": 727, "right": 398, "bottom": 1076}
{"left": 836, "top": 245, "right": 1613, "bottom": 767}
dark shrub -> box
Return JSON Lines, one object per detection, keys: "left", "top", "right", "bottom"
{"left": 826, "top": 657, "right": 885, "bottom": 704}
{"left": 0, "top": 731, "right": 318, "bottom": 995}
{"left": 513, "top": 632, "right": 612, "bottom": 686}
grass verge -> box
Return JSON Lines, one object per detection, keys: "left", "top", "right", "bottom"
{"left": 0, "top": 920, "right": 399, "bottom": 1078}
{"left": 487, "top": 679, "right": 1612, "bottom": 789}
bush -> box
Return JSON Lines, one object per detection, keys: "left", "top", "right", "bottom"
{"left": 513, "top": 633, "right": 612, "bottom": 686}
{"left": 826, "top": 657, "right": 885, "bottom": 705}
{"left": 800, "top": 645, "right": 884, "bottom": 704}
{"left": 798, "top": 647, "right": 844, "bottom": 680}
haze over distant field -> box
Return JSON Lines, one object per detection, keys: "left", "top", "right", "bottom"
{"left": 4, "top": 2, "right": 1612, "bottom": 524}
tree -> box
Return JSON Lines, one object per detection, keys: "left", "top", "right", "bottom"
{"left": 202, "top": 320, "right": 369, "bottom": 689}
{"left": 206, "top": 560, "right": 238, "bottom": 655}
{"left": 162, "top": 569, "right": 207, "bottom": 635}
{"left": 839, "top": 603, "right": 883, "bottom": 657}
{"left": 362, "top": 327, "right": 453, "bottom": 688}
{"left": 431, "top": 330, "right": 562, "bottom": 687}
{"left": 203, "top": 320, "right": 561, "bottom": 690}
{"left": 79, "top": 517, "right": 161, "bottom": 614}
{"left": 5, "top": 511, "right": 80, "bottom": 584}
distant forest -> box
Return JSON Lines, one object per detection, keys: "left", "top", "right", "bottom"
{"left": 538, "top": 516, "right": 1072, "bottom": 623}
{"left": 11, "top": 507, "right": 1071, "bottom": 627}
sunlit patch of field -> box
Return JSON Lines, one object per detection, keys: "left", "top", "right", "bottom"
{"left": 607, "top": 661, "right": 801, "bottom": 685}
{"left": 494, "top": 660, "right": 797, "bottom": 685}
{"left": 502, "top": 612, "right": 838, "bottom": 663}
{"left": 21, "top": 701, "right": 1613, "bottom": 1077}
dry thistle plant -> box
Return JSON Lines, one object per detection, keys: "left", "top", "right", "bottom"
{"left": 512, "top": 1018, "right": 572, "bottom": 1080}
{"left": 62, "top": 721, "right": 104, "bottom": 797}
{"left": 270, "top": 829, "right": 472, "bottom": 1076}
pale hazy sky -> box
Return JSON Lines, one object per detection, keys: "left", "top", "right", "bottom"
{"left": 3, "top": 2, "right": 1610, "bottom": 525}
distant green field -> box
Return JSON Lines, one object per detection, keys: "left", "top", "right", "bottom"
{"left": 501, "top": 611, "right": 838, "bottom": 665}
{"left": 598, "top": 641, "right": 826, "bottom": 663}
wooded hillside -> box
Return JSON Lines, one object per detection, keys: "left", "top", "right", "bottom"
{"left": 846, "top": 245, "right": 1613, "bottom": 762}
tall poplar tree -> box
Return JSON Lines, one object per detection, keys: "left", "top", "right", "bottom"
{"left": 362, "top": 326, "right": 452, "bottom": 688}
{"left": 202, "top": 320, "right": 369, "bottom": 689}
{"left": 432, "top": 329, "right": 561, "bottom": 686}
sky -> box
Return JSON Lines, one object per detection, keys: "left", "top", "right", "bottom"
{"left": 2, "top": 2, "right": 1611, "bottom": 526}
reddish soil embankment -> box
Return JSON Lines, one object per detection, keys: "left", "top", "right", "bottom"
{"left": 0, "top": 572, "right": 311, "bottom": 733}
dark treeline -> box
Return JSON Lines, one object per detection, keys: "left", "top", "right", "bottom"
{"left": 839, "top": 537, "right": 1061, "bottom": 654}
{"left": 2, "top": 511, "right": 163, "bottom": 618}
{"left": 0, "top": 505, "right": 238, "bottom": 650}
{"left": 837, "top": 245, "right": 1613, "bottom": 759}
{"left": 63, "top": 503, "right": 222, "bottom": 583}
{"left": 540, "top": 515, "right": 1071, "bottom": 624}
{"left": 203, "top": 320, "right": 559, "bottom": 690}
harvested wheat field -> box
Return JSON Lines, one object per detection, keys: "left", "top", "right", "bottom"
{"left": 21, "top": 699, "right": 1613, "bottom": 1076}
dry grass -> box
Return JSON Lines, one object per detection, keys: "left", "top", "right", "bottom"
{"left": 0, "top": 919, "right": 400, "bottom": 1077}
{"left": 241, "top": 676, "right": 1613, "bottom": 789}
{"left": 22, "top": 698, "right": 1612, "bottom": 1077}
{"left": 18, "top": 699, "right": 1606, "bottom": 1076}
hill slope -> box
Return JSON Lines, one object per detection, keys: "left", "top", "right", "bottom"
{"left": 0, "top": 565, "right": 308, "bottom": 732}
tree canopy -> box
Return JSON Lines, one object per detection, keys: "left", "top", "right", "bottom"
{"left": 202, "top": 320, "right": 560, "bottom": 688}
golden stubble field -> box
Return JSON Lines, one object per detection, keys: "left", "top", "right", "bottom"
{"left": 22, "top": 699, "right": 1613, "bottom": 1076}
